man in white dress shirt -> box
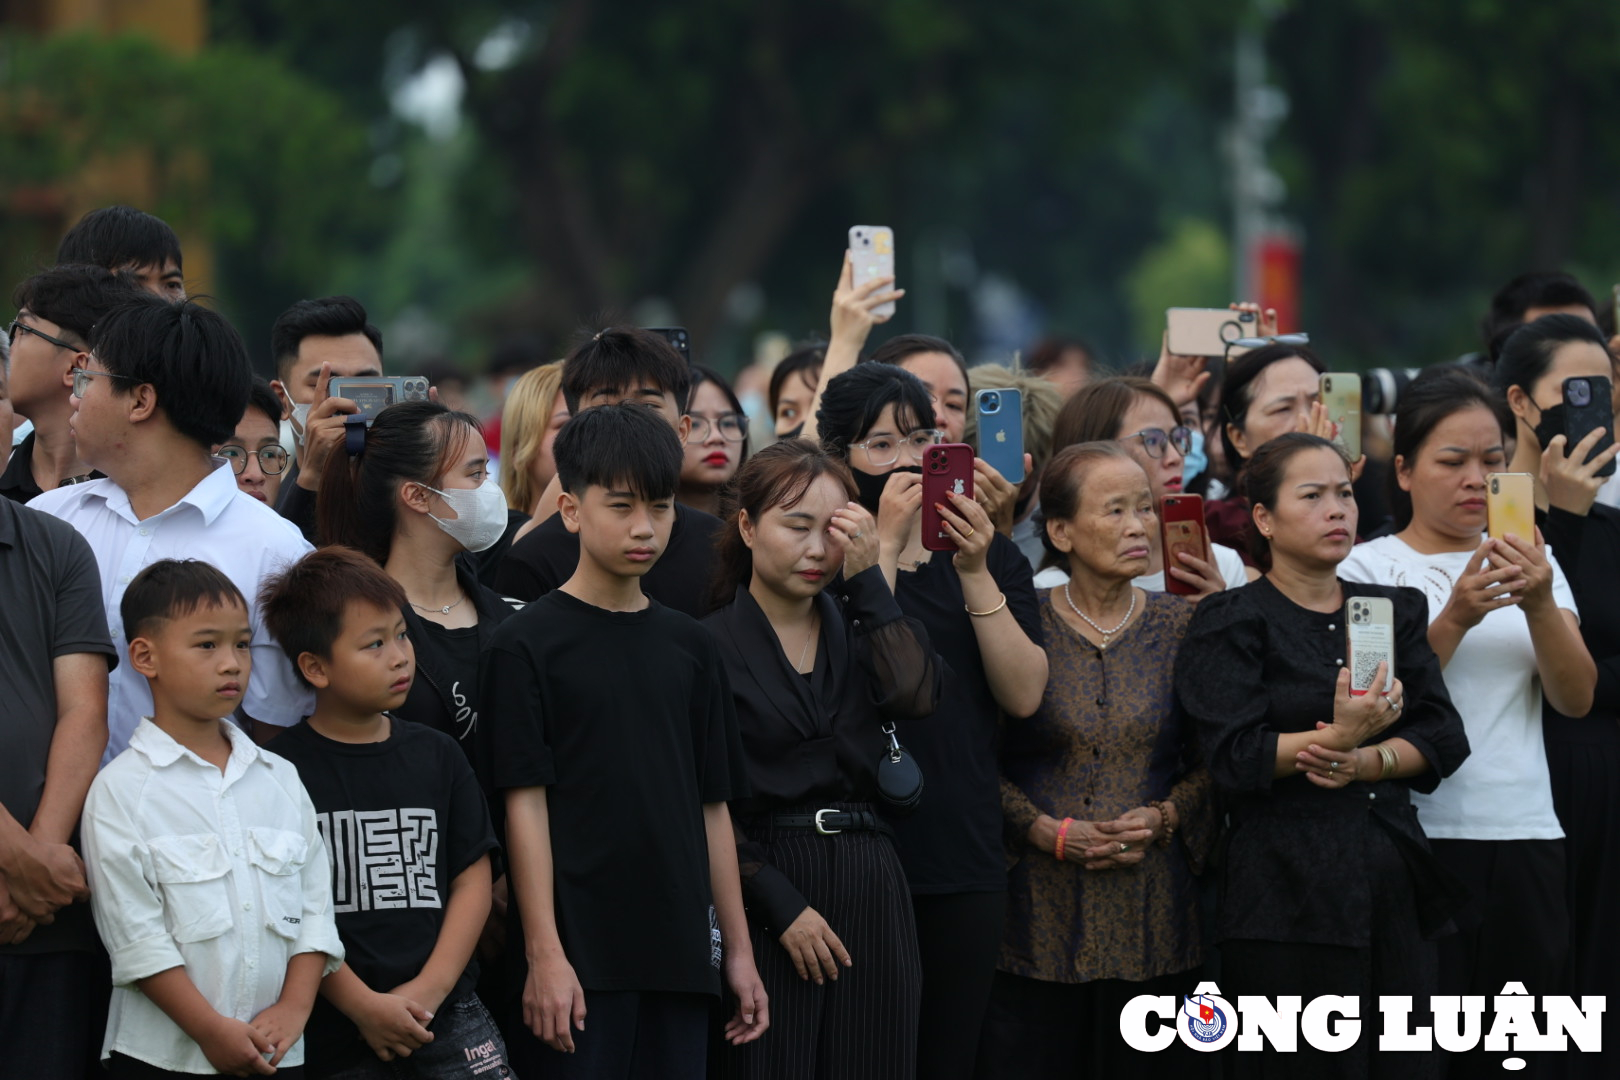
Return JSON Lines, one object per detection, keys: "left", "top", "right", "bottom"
{"left": 29, "top": 294, "right": 313, "bottom": 758}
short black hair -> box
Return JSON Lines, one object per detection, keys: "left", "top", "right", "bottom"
{"left": 269, "top": 296, "right": 384, "bottom": 381}
{"left": 91, "top": 295, "right": 254, "bottom": 447}
{"left": 243, "top": 376, "right": 283, "bottom": 429}
{"left": 258, "top": 547, "right": 409, "bottom": 689}
{"left": 1218, "top": 342, "right": 1325, "bottom": 466}
{"left": 121, "top": 559, "right": 247, "bottom": 641}
{"left": 554, "top": 402, "right": 681, "bottom": 501}
{"left": 560, "top": 327, "right": 691, "bottom": 415}
{"left": 1484, "top": 271, "right": 1596, "bottom": 346}
{"left": 57, "top": 206, "right": 183, "bottom": 273}
{"left": 814, "top": 362, "right": 935, "bottom": 457}
{"left": 1494, "top": 313, "right": 1612, "bottom": 398}
{"left": 12, "top": 264, "right": 144, "bottom": 343}
{"left": 1387, "top": 367, "right": 1512, "bottom": 530}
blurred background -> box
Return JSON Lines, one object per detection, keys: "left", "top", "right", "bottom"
{"left": 3, "top": 0, "right": 1618, "bottom": 383}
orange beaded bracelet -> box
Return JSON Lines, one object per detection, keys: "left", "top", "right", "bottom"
{"left": 1055, "top": 817, "right": 1074, "bottom": 861}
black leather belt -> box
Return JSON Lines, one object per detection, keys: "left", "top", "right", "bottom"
{"left": 771, "top": 808, "right": 883, "bottom": 834}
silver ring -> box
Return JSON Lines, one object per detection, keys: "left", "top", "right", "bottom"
{"left": 1118, "top": 842, "right": 1128, "bottom": 853}
{"left": 850, "top": 529, "right": 863, "bottom": 539}
{"left": 1329, "top": 760, "right": 1340, "bottom": 772}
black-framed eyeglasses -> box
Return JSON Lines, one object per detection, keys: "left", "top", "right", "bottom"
{"left": 852, "top": 428, "right": 946, "bottom": 468}
{"left": 1122, "top": 425, "right": 1193, "bottom": 459}
{"left": 217, "top": 444, "right": 290, "bottom": 476}
{"left": 70, "top": 367, "right": 135, "bottom": 397}
{"left": 8, "top": 319, "right": 79, "bottom": 352}
{"left": 687, "top": 412, "right": 750, "bottom": 444}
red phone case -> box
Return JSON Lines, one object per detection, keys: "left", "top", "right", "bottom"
{"left": 1159, "top": 494, "right": 1209, "bottom": 596}
{"left": 921, "top": 443, "right": 976, "bottom": 551}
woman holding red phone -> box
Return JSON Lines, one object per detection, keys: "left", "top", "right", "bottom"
{"left": 816, "top": 363, "right": 1048, "bottom": 1080}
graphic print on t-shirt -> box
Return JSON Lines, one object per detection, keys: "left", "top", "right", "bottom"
{"left": 318, "top": 808, "right": 442, "bottom": 912}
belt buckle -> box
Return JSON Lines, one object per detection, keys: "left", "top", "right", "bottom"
{"left": 814, "top": 809, "right": 843, "bottom": 835}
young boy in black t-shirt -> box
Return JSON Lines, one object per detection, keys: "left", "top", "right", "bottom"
{"left": 486, "top": 404, "right": 767, "bottom": 1079}
{"left": 259, "top": 547, "right": 507, "bottom": 1078}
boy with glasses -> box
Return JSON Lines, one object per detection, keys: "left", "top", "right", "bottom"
{"left": 215, "top": 378, "right": 291, "bottom": 507}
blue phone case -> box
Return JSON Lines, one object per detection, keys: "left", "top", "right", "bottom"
{"left": 976, "top": 388, "right": 1025, "bottom": 483}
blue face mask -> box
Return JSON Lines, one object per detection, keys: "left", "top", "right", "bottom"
{"left": 1182, "top": 428, "right": 1208, "bottom": 485}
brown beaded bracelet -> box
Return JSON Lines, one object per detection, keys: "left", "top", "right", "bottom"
{"left": 1147, "top": 800, "right": 1176, "bottom": 848}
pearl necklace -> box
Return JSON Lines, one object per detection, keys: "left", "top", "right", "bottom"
{"left": 1064, "top": 581, "right": 1137, "bottom": 648}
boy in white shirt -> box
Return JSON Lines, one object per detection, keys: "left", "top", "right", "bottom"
{"left": 83, "top": 559, "right": 343, "bottom": 1078}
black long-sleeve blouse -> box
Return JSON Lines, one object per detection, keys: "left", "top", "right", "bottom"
{"left": 704, "top": 566, "right": 942, "bottom": 932}
{"left": 1542, "top": 504, "right": 1620, "bottom": 727}
{"left": 1174, "top": 577, "right": 1470, "bottom": 947}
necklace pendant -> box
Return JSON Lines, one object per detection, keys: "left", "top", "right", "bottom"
{"left": 440, "top": 605, "right": 452, "bottom": 614}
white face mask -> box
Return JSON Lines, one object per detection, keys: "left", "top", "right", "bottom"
{"left": 287, "top": 401, "right": 313, "bottom": 443}
{"left": 421, "top": 477, "right": 508, "bottom": 553}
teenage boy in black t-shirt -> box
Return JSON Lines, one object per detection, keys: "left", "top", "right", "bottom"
{"left": 493, "top": 327, "right": 725, "bottom": 617}
{"left": 487, "top": 404, "right": 767, "bottom": 1079}
{"left": 259, "top": 547, "right": 507, "bottom": 1078}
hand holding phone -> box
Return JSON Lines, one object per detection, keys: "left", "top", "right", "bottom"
{"left": 1166, "top": 308, "right": 1256, "bottom": 357}
{"left": 1486, "top": 472, "right": 1535, "bottom": 541}
{"left": 849, "top": 226, "right": 897, "bottom": 318}
{"left": 1159, "top": 495, "right": 1210, "bottom": 597}
{"left": 921, "top": 443, "right": 975, "bottom": 551}
{"left": 975, "top": 389, "right": 1025, "bottom": 483}
{"left": 1320, "top": 374, "right": 1362, "bottom": 461}
{"left": 1559, "top": 375, "right": 1616, "bottom": 478}
{"left": 1345, "top": 596, "right": 1396, "bottom": 696}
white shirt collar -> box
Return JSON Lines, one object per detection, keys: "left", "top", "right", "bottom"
{"left": 83, "top": 459, "right": 242, "bottom": 528}
{"left": 128, "top": 715, "right": 264, "bottom": 781}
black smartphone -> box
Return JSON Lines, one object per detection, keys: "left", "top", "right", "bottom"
{"left": 645, "top": 327, "right": 692, "bottom": 366}
{"left": 1563, "top": 375, "right": 1616, "bottom": 477}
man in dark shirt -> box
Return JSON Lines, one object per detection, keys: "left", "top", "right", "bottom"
{"left": 495, "top": 327, "right": 725, "bottom": 617}
{"left": 488, "top": 404, "right": 766, "bottom": 1078}
{"left": 1, "top": 266, "right": 140, "bottom": 504}
{"left": 0, "top": 495, "right": 118, "bottom": 1079}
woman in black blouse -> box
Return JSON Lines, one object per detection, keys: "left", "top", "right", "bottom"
{"left": 815, "top": 362, "right": 1048, "bottom": 1080}
{"left": 705, "top": 439, "right": 941, "bottom": 1080}
{"left": 1174, "top": 433, "right": 1469, "bottom": 1079}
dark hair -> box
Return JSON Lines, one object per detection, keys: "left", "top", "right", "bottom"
{"left": 57, "top": 205, "right": 182, "bottom": 273}
{"left": 1025, "top": 336, "right": 1095, "bottom": 376}
{"left": 1218, "top": 342, "right": 1325, "bottom": 467}
{"left": 258, "top": 547, "right": 409, "bottom": 689}
{"left": 865, "top": 333, "right": 970, "bottom": 406}
{"left": 707, "top": 439, "right": 857, "bottom": 610}
{"left": 1051, "top": 376, "right": 1180, "bottom": 454}
{"left": 318, "top": 400, "right": 483, "bottom": 563}
{"left": 241, "top": 376, "right": 283, "bottom": 430}
{"left": 1033, "top": 442, "right": 1136, "bottom": 569}
{"left": 121, "top": 559, "right": 246, "bottom": 641}
{"left": 689, "top": 365, "right": 750, "bottom": 471}
{"left": 814, "top": 363, "right": 936, "bottom": 457}
{"left": 1386, "top": 368, "right": 1512, "bottom": 531}
{"left": 1493, "top": 313, "right": 1611, "bottom": 399}
{"left": 554, "top": 401, "right": 682, "bottom": 500}
{"left": 270, "top": 296, "right": 384, "bottom": 381}
{"left": 768, "top": 343, "right": 825, "bottom": 420}
{"left": 560, "top": 327, "right": 691, "bottom": 415}
{"left": 12, "top": 264, "right": 143, "bottom": 344}
{"left": 1484, "top": 271, "right": 1596, "bottom": 346}
{"left": 1240, "top": 432, "right": 1348, "bottom": 569}
{"left": 90, "top": 295, "right": 253, "bottom": 447}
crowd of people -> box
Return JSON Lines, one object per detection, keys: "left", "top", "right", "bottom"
{"left": 2, "top": 204, "right": 1617, "bottom": 1080}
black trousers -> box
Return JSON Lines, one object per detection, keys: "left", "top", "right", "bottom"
{"left": 0, "top": 947, "right": 108, "bottom": 1080}
{"left": 1429, "top": 838, "right": 1568, "bottom": 1080}
{"left": 109, "top": 1053, "right": 306, "bottom": 1079}
{"left": 712, "top": 827, "right": 921, "bottom": 1080}
{"left": 974, "top": 967, "right": 1205, "bottom": 1080}
{"left": 1544, "top": 717, "right": 1620, "bottom": 1080}
{"left": 512, "top": 990, "right": 710, "bottom": 1080}
{"left": 911, "top": 890, "right": 1005, "bottom": 1080}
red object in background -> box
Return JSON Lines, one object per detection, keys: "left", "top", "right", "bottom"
{"left": 1254, "top": 232, "right": 1301, "bottom": 333}
{"left": 484, "top": 415, "right": 503, "bottom": 456}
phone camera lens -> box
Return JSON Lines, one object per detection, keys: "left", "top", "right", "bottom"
{"left": 1491, "top": 479, "right": 1499, "bottom": 494}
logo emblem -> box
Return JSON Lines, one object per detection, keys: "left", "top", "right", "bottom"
{"left": 995, "top": 430, "right": 1007, "bottom": 443}
{"left": 1179, "top": 992, "right": 1237, "bottom": 1051}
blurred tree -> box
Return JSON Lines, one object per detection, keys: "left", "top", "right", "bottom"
{"left": 0, "top": 30, "right": 380, "bottom": 367}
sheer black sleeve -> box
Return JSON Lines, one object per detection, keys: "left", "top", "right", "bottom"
{"left": 1174, "top": 589, "right": 1276, "bottom": 794}
{"left": 1381, "top": 586, "right": 1469, "bottom": 792}
{"left": 731, "top": 812, "right": 810, "bottom": 933}
{"left": 841, "top": 566, "right": 942, "bottom": 721}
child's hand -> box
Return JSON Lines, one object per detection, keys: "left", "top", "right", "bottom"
{"left": 722, "top": 950, "right": 770, "bottom": 1045}
{"left": 249, "top": 1000, "right": 312, "bottom": 1067}
{"left": 355, "top": 989, "right": 434, "bottom": 1061}
{"left": 196, "top": 1015, "right": 277, "bottom": 1076}
{"left": 387, "top": 977, "right": 448, "bottom": 1022}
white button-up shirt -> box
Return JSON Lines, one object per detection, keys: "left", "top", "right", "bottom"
{"left": 82, "top": 718, "right": 344, "bottom": 1072}
{"left": 29, "top": 461, "right": 315, "bottom": 760}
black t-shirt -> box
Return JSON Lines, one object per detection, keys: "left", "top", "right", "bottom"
{"left": 492, "top": 503, "right": 725, "bottom": 618}
{"left": 0, "top": 496, "right": 117, "bottom": 956}
{"left": 886, "top": 532, "right": 1043, "bottom": 893}
{"left": 269, "top": 717, "right": 498, "bottom": 1066}
{"left": 411, "top": 620, "right": 483, "bottom": 743}
{"left": 486, "top": 589, "right": 747, "bottom": 995}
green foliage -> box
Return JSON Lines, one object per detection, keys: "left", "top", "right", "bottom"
{"left": 1127, "top": 219, "right": 1232, "bottom": 350}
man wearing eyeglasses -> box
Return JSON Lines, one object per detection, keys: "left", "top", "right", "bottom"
{"left": 1, "top": 266, "right": 142, "bottom": 505}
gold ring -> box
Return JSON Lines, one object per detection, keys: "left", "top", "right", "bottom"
{"left": 964, "top": 526, "right": 976, "bottom": 538}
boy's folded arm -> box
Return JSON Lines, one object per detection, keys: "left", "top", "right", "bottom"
{"left": 139, "top": 966, "right": 276, "bottom": 1075}
{"left": 390, "top": 853, "right": 492, "bottom": 1016}
{"left": 321, "top": 964, "right": 434, "bottom": 1061}
{"left": 80, "top": 786, "right": 188, "bottom": 984}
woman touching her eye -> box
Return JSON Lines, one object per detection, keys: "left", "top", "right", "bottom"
{"left": 705, "top": 439, "right": 941, "bottom": 1078}
{"left": 1176, "top": 433, "right": 1469, "bottom": 1079}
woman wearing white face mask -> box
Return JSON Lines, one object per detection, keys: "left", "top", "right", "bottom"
{"left": 318, "top": 401, "right": 521, "bottom": 761}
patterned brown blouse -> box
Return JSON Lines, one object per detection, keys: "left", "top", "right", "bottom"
{"left": 998, "top": 590, "right": 1214, "bottom": 984}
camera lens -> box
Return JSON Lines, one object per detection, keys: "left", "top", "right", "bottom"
{"left": 1491, "top": 478, "right": 1499, "bottom": 494}
{"left": 1364, "top": 368, "right": 1422, "bottom": 414}
{"left": 1570, "top": 381, "right": 1590, "bottom": 406}
{"left": 980, "top": 392, "right": 999, "bottom": 413}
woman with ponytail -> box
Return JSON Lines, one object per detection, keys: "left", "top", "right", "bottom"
{"left": 317, "top": 400, "right": 521, "bottom": 759}
{"left": 704, "top": 439, "right": 941, "bottom": 1080}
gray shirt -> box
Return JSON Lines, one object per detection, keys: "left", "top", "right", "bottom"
{"left": 0, "top": 496, "right": 117, "bottom": 954}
